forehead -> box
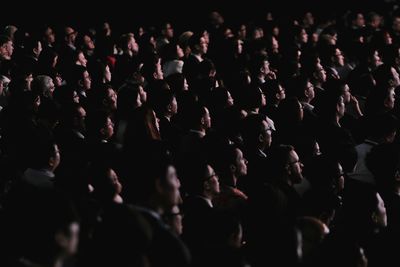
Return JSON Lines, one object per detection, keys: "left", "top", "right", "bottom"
{"left": 289, "top": 150, "right": 299, "bottom": 161}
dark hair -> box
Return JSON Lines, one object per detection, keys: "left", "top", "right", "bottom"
{"left": 267, "top": 144, "right": 295, "bottom": 182}
{"left": 0, "top": 35, "right": 11, "bottom": 46}
{"left": 241, "top": 114, "right": 267, "bottom": 148}
{"left": 86, "top": 110, "right": 111, "bottom": 140}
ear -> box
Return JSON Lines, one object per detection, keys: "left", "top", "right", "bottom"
{"left": 201, "top": 117, "right": 205, "bottom": 126}
{"left": 275, "top": 92, "right": 280, "bottom": 100}
{"left": 372, "top": 212, "right": 378, "bottom": 224}
{"left": 258, "top": 133, "right": 264, "bottom": 143}
{"left": 78, "top": 79, "right": 84, "bottom": 87}
{"left": 55, "top": 230, "right": 68, "bottom": 248}
{"left": 48, "top": 156, "right": 55, "bottom": 167}
{"left": 230, "top": 164, "right": 236, "bottom": 173}
{"left": 313, "top": 71, "right": 318, "bottom": 80}
{"left": 100, "top": 127, "right": 106, "bottom": 136}
{"left": 203, "top": 180, "right": 210, "bottom": 191}
{"left": 153, "top": 72, "right": 158, "bottom": 80}
{"left": 167, "top": 103, "right": 172, "bottom": 112}
{"left": 155, "top": 179, "right": 164, "bottom": 194}
{"left": 286, "top": 163, "right": 291, "bottom": 174}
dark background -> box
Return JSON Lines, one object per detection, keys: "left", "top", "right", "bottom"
{"left": 1, "top": 0, "right": 396, "bottom": 33}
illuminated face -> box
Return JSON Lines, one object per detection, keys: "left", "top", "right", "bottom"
{"left": 205, "top": 165, "right": 220, "bottom": 195}
{"left": 288, "top": 150, "right": 304, "bottom": 184}
{"left": 235, "top": 148, "right": 248, "bottom": 177}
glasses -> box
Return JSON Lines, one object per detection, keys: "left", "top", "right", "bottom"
{"left": 206, "top": 173, "right": 219, "bottom": 180}
{"left": 289, "top": 159, "right": 302, "bottom": 165}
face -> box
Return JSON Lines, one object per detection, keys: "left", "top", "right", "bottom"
{"left": 235, "top": 148, "right": 248, "bottom": 177}
{"left": 59, "top": 222, "right": 80, "bottom": 256}
{"left": 342, "top": 84, "right": 351, "bottom": 104}
{"left": 135, "top": 93, "right": 142, "bottom": 108}
{"left": 48, "top": 79, "right": 55, "bottom": 95}
{"left": 26, "top": 74, "right": 34, "bottom": 90}
{"left": 260, "top": 88, "right": 267, "bottom": 106}
{"left": 152, "top": 110, "right": 160, "bottom": 133}
{"left": 53, "top": 55, "right": 58, "bottom": 68}
{"left": 261, "top": 120, "right": 272, "bottom": 149}
{"left": 277, "top": 85, "right": 286, "bottom": 100}
{"left": 303, "top": 12, "right": 314, "bottom": 25}
{"left": 82, "top": 70, "right": 91, "bottom": 90}
{"left": 65, "top": 27, "right": 77, "bottom": 44}
{"left": 163, "top": 165, "right": 181, "bottom": 207}
{"left": 238, "top": 24, "right": 247, "bottom": 40}
{"left": 34, "top": 41, "right": 42, "bottom": 58}
{"left": 337, "top": 96, "right": 345, "bottom": 118}
{"left": 313, "top": 141, "right": 322, "bottom": 156}
{"left": 199, "top": 37, "right": 208, "bottom": 55}
{"left": 183, "top": 78, "right": 189, "bottom": 91}
{"left": 170, "top": 96, "right": 178, "bottom": 115}
{"left": 45, "top": 27, "right": 55, "bottom": 44}
{"left": 298, "top": 101, "right": 304, "bottom": 121}
{"left": 129, "top": 36, "right": 139, "bottom": 54}
{"left": 374, "top": 193, "right": 387, "bottom": 228}
{"left": 336, "top": 163, "right": 345, "bottom": 192}
{"left": 334, "top": 49, "right": 345, "bottom": 67}
{"left": 109, "top": 169, "right": 122, "bottom": 195}
{"left": 355, "top": 13, "right": 365, "bottom": 27}
{"left": 176, "top": 45, "right": 184, "bottom": 58}
{"left": 227, "top": 91, "right": 234, "bottom": 107}
{"left": 370, "top": 50, "right": 382, "bottom": 68}
{"left": 138, "top": 85, "right": 147, "bottom": 103}
{"left": 315, "top": 63, "right": 327, "bottom": 83}
{"left": 155, "top": 58, "right": 164, "bottom": 80}
{"left": 271, "top": 36, "right": 279, "bottom": 53}
{"left": 288, "top": 150, "right": 304, "bottom": 184}
{"left": 390, "top": 67, "right": 400, "bottom": 88}
{"left": 106, "top": 88, "right": 117, "bottom": 110}
{"left": 305, "top": 82, "right": 315, "bottom": 101}
{"left": 299, "top": 29, "right": 308, "bottom": 43}
{"left": 261, "top": 60, "right": 270, "bottom": 75}
{"left": 202, "top": 107, "right": 212, "bottom": 130}
{"left": 72, "top": 91, "right": 80, "bottom": 103}
{"left": 205, "top": 165, "right": 220, "bottom": 195}
{"left": 83, "top": 35, "right": 95, "bottom": 50}
{"left": 51, "top": 144, "right": 61, "bottom": 171}
{"left": 77, "top": 107, "right": 86, "bottom": 132}
{"left": 236, "top": 39, "right": 243, "bottom": 55}
{"left": 164, "top": 23, "right": 174, "bottom": 39}
{"left": 102, "top": 117, "right": 114, "bottom": 140}
{"left": 384, "top": 88, "right": 396, "bottom": 110}
{"left": 77, "top": 52, "right": 87, "bottom": 67}
{"left": 0, "top": 40, "right": 14, "bottom": 59}
{"left": 393, "top": 17, "right": 400, "bottom": 32}
{"left": 104, "top": 65, "right": 112, "bottom": 83}
{"left": 384, "top": 32, "right": 393, "bottom": 45}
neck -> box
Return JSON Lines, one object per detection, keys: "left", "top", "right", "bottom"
{"left": 164, "top": 113, "right": 172, "bottom": 121}
{"left": 395, "top": 185, "right": 400, "bottom": 195}
{"left": 232, "top": 175, "right": 238, "bottom": 187}
{"left": 335, "top": 115, "right": 341, "bottom": 126}
{"left": 146, "top": 199, "right": 164, "bottom": 216}
{"left": 202, "top": 191, "right": 213, "bottom": 202}
{"left": 192, "top": 127, "right": 206, "bottom": 136}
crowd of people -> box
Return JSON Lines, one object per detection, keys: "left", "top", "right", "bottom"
{"left": 0, "top": 4, "right": 400, "bottom": 267}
